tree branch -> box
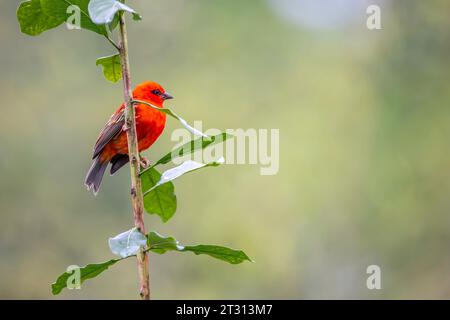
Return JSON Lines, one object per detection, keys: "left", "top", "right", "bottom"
{"left": 118, "top": 12, "right": 150, "bottom": 300}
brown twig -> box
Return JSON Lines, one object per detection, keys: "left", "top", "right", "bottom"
{"left": 118, "top": 12, "right": 150, "bottom": 300}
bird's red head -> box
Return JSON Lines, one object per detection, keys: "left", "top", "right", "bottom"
{"left": 133, "top": 81, "right": 173, "bottom": 107}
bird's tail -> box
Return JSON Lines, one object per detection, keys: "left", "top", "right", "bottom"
{"left": 85, "top": 156, "right": 108, "bottom": 195}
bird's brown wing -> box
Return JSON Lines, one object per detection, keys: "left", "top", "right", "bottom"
{"left": 92, "top": 109, "right": 125, "bottom": 159}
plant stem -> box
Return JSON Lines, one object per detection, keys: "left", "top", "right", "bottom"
{"left": 104, "top": 35, "right": 120, "bottom": 50}
{"left": 118, "top": 12, "right": 150, "bottom": 300}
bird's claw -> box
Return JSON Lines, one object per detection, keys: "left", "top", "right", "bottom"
{"left": 140, "top": 156, "right": 151, "bottom": 169}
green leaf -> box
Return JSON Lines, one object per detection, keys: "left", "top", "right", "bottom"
{"left": 143, "top": 158, "right": 225, "bottom": 197}
{"left": 146, "top": 232, "right": 252, "bottom": 264}
{"left": 133, "top": 99, "right": 209, "bottom": 138}
{"left": 132, "top": 12, "right": 142, "bottom": 21}
{"left": 141, "top": 167, "right": 177, "bottom": 223}
{"left": 17, "top": 0, "right": 65, "bottom": 36}
{"left": 184, "top": 245, "right": 252, "bottom": 264}
{"left": 88, "top": 0, "right": 137, "bottom": 25}
{"left": 96, "top": 54, "right": 122, "bottom": 83}
{"left": 51, "top": 259, "right": 120, "bottom": 295}
{"left": 41, "top": 0, "right": 115, "bottom": 35}
{"left": 146, "top": 133, "right": 233, "bottom": 170}
{"left": 147, "top": 231, "right": 181, "bottom": 254}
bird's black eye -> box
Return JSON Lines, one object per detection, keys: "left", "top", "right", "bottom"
{"left": 152, "top": 89, "right": 161, "bottom": 96}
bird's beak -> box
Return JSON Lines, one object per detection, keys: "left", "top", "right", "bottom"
{"left": 161, "top": 92, "right": 173, "bottom": 100}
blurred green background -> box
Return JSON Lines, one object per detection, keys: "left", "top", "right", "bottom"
{"left": 1, "top": 0, "right": 450, "bottom": 299}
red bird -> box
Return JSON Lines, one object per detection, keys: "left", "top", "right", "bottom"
{"left": 85, "top": 81, "right": 172, "bottom": 194}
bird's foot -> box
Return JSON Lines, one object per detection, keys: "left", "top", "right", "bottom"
{"left": 140, "top": 156, "right": 151, "bottom": 169}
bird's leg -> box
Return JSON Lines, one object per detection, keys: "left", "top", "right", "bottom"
{"left": 140, "top": 155, "right": 151, "bottom": 169}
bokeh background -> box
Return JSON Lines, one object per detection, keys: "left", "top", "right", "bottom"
{"left": 1, "top": 0, "right": 450, "bottom": 299}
